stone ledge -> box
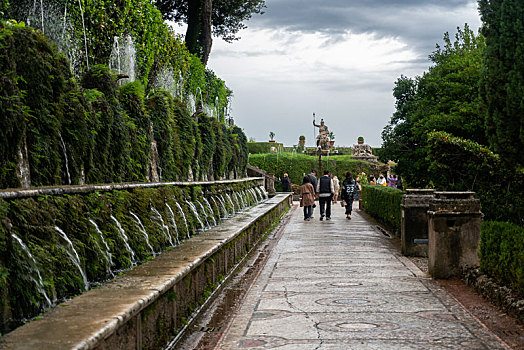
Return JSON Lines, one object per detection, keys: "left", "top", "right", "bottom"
{"left": 0, "top": 177, "right": 265, "bottom": 199}
{"left": 0, "top": 194, "right": 292, "bottom": 349}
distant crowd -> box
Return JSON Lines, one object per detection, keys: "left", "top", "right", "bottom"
{"left": 279, "top": 169, "right": 402, "bottom": 221}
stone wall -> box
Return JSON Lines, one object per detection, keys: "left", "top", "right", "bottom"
{"left": 0, "top": 178, "right": 265, "bottom": 334}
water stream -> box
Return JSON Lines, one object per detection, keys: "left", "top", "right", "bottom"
{"left": 11, "top": 234, "right": 52, "bottom": 308}
{"left": 129, "top": 211, "right": 156, "bottom": 255}
{"left": 224, "top": 193, "right": 235, "bottom": 215}
{"left": 175, "top": 202, "right": 190, "bottom": 239}
{"left": 165, "top": 203, "right": 180, "bottom": 245}
{"left": 209, "top": 196, "right": 222, "bottom": 221}
{"left": 186, "top": 200, "right": 205, "bottom": 231}
{"left": 150, "top": 206, "right": 174, "bottom": 246}
{"left": 59, "top": 133, "right": 71, "bottom": 185}
{"left": 54, "top": 226, "right": 89, "bottom": 290}
{"left": 110, "top": 215, "right": 136, "bottom": 265}
{"left": 88, "top": 219, "right": 114, "bottom": 276}
{"left": 196, "top": 200, "right": 211, "bottom": 228}
{"left": 78, "top": 0, "right": 89, "bottom": 69}
{"left": 202, "top": 197, "right": 217, "bottom": 226}
{"left": 216, "top": 195, "right": 228, "bottom": 218}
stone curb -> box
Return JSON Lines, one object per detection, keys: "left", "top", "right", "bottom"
{"left": 463, "top": 267, "right": 524, "bottom": 325}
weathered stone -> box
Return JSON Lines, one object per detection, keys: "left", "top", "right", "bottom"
{"left": 428, "top": 192, "right": 482, "bottom": 279}
{"left": 401, "top": 189, "right": 435, "bottom": 256}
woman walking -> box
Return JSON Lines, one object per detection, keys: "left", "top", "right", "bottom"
{"left": 341, "top": 171, "right": 359, "bottom": 220}
{"left": 300, "top": 175, "right": 315, "bottom": 220}
{"left": 332, "top": 174, "right": 340, "bottom": 204}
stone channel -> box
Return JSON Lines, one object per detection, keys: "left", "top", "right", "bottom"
{"left": 0, "top": 192, "right": 292, "bottom": 349}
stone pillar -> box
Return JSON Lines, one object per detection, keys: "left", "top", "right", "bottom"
{"left": 427, "top": 192, "right": 482, "bottom": 279}
{"left": 266, "top": 174, "right": 276, "bottom": 194}
{"left": 401, "top": 189, "right": 435, "bottom": 257}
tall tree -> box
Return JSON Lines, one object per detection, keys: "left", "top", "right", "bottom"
{"left": 479, "top": 0, "right": 524, "bottom": 167}
{"left": 381, "top": 26, "right": 486, "bottom": 187}
{"left": 156, "top": 0, "right": 265, "bottom": 65}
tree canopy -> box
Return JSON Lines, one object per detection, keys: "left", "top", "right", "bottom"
{"left": 156, "top": 0, "right": 265, "bottom": 65}
{"left": 381, "top": 25, "right": 486, "bottom": 187}
{"left": 479, "top": 0, "right": 524, "bottom": 167}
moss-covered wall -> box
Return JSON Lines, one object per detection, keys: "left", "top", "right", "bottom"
{"left": 0, "top": 22, "right": 248, "bottom": 189}
{"left": 0, "top": 179, "right": 264, "bottom": 334}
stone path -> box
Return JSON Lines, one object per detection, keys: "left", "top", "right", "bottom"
{"left": 217, "top": 203, "right": 508, "bottom": 349}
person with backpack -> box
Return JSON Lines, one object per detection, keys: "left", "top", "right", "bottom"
{"left": 316, "top": 170, "right": 334, "bottom": 220}
{"left": 341, "top": 171, "right": 359, "bottom": 220}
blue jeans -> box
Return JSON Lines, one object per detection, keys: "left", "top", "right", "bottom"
{"left": 303, "top": 205, "right": 312, "bottom": 219}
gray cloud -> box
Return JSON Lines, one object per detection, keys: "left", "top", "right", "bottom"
{"left": 208, "top": 1, "right": 482, "bottom": 147}
{"left": 244, "top": 0, "right": 480, "bottom": 56}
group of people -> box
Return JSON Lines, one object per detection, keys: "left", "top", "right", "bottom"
{"left": 367, "top": 172, "right": 402, "bottom": 189}
{"left": 299, "top": 169, "right": 360, "bottom": 221}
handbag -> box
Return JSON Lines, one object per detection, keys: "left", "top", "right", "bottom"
{"left": 341, "top": 200, "right": 346, "bottom": 207}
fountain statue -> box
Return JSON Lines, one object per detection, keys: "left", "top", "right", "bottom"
{"left": 313, "top": 116, "right": 331, "bottom": 154}
{"left": 351, "top": 138, "right": 378, "bottom": 163}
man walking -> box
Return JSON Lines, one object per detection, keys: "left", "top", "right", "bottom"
{"left": 317, "top": 170, "right": 334, "bottom": 220}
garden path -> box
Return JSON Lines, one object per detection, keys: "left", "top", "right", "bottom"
{"left": 214, "top": 203, "right": 508, "bottom": 349}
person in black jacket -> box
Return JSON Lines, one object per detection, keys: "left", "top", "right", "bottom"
{"left": 280, "top": 173, "right": 291, "bottom": 192}
{"left": 316, "top": 170, "right": 334, "bottom": 220}
{"left": 341, "top": 171, "right": 358, "bottom": 220}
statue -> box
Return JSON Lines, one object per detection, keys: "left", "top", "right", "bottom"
{"left": 352, "top": 143, "right": 373, "bottom": 157}
{"left": 351, "top": 138, "right": 378, "bottom": 163}
{"left": 313, "top": 116, "right": 331, "bottom": 153}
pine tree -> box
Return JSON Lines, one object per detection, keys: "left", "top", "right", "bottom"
{"left": 479, "top": 0, "right": 524, "bottom": 167}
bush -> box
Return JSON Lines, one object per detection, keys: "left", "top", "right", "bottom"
{"left": 247, "top": 142, "right": 283, "bottom": 154}
{"left": 360, "top": 185, "right": 404, "bottom": 233}
{"left": 248, "top": 153, "right": 378, "bottom": 186}
{"left": 480, "top": 221, "right": 524, "bottom": 296}
{"left": 427, "top": 131, "right": 523, "bottom": 225}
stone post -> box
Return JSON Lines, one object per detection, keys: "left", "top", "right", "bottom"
{"left": 266, "top": 174, "right": 276, "bottom": 194}
{"left": 401, "top": 189, "right": 435, "bottom": 257}
{"left": 427, "top": 192, "right": 482, "bottom": 279}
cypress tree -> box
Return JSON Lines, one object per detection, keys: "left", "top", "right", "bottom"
{"left": 479, "top": 0, "right": 524, "bottom": 167}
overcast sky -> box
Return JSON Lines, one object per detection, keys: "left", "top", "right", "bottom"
{"left": 202, "top": 0, "right": 482, "bottom": 147}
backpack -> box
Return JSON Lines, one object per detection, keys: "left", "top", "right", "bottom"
{"left": 343, "top": 180, "right": 358, "bottom": 199}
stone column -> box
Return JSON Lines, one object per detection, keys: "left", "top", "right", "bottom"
{"left": 401, "top": 189, "right": 435, "bottom": 257}
{"left": 427, "top": 192, "right": 482, "bottom": 279}
{"left": 266, "top": 174, "right": 276, "bottom": 194}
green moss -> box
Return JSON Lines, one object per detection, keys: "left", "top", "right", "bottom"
{"left": 146, "top": 90, "right": 180, "bottom": 180}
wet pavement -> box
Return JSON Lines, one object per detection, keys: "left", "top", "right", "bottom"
{"left": 216, "top": 203, "right": 508, "bottom": 349}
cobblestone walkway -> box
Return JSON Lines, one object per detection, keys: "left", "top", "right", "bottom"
{"left": 218, "top": 203, "right": 508, "bottom": 349}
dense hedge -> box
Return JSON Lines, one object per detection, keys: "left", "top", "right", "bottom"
{"left": 4, "top": 1, "right": 231, "bottom": 119}
{"left": 0, "top": 180, "right": 264, "bottom": 334}
{"left": 427, "top": 131, "right": 523, "bottom": 225}
{"left": 248, "top": 142, "right": 284, "bottom": 154}
{"left": 480, "top": 221, "right": 524, "bottom": 296}
{"left": 248, "top": 153, "right": 380, "bottom": 187}
{"left": 360, "top": 185, "right": 404, "bottom": 233}
{"left": 0, "top": 23, "right": 247, "bottom": 188}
